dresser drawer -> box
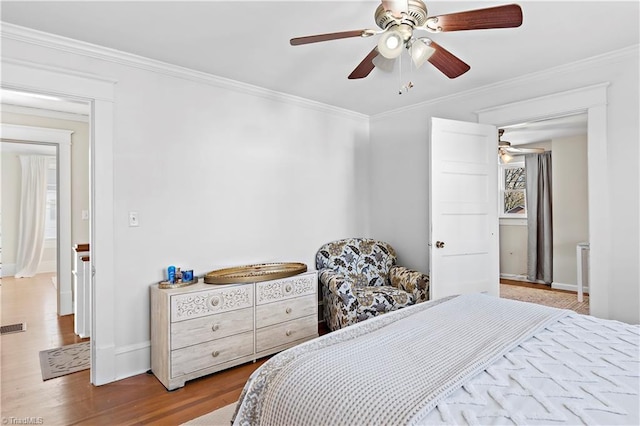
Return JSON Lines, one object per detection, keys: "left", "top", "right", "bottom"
{"left": 256, "top": 294, "right": 316, "bottom": 329}
{"left": 256, "top": 315, "right": 317, "bottom": 353}
{"left": 171, "top": 283, "right": 253, "bottom": 322}
{"left": 171, "top": 307, "right": 253, "bottom": 350}
{"left": 255, "top": 272, "right": 316, "bottom": 305}
{"left": 171, "top": 331, "right": 254, "bottom": 377}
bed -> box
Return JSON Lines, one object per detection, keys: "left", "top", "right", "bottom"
{"left": 232, "top": 293, "right": 639, "bottom": 425}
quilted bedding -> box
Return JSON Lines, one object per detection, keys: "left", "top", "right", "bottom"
{"left": 232, "top": 294, "right": 639, "bottom": 425}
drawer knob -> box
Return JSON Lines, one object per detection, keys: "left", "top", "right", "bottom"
{"left": 285, "top": 307, "right": 292, "bottom": 314}
{"left": 212, "top": 350, "right": 220, "bottom": 357}
{"left": 209, "top": 296, "right": 221, "bottom": 307}
{"left": 285, "top": 330, "right": 292, "bottom": 337}
{"left": 285, "top": 284, "right": 293, "bottom": 293}
{"left": 212, "top": 324, "right": 220, "bottom": 332}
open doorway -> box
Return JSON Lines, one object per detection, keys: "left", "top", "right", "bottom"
{"left": 1, "top": 141, "right": 57, "bottom": 279}
{"left": 496, "top": 113, "right": 590, "bottom": 313}
{"left": 1, "top": 89, "right": 91, "bottom": 377}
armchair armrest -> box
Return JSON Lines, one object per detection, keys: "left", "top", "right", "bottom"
{"left": 318, "top": 268, "right": 361, "bottom": 330}
{"left": 318, "top": 269, "right": 358, "bottom": 305}
{"left": 389, "top": 265, "right": 430, "bottom": 303}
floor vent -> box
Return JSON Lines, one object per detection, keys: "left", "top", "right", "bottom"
{"left": 1, "top": 323, "right": 27, "bottom": 335}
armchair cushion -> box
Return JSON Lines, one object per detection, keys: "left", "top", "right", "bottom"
{"left": 353, "top": 286, "right": 414, "bottom": 322}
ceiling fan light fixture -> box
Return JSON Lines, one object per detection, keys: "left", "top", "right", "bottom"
{"left": 409, "top": 38, "right": 435, "bottom": 69}
{"left": 499, "top": 148, "right": 513, "bottom": 164}
{"left": 372, "top": 54, "right": 396, "bottom": 72}
{"left": 377, "top": 30, "right": 404, "bottom": 58}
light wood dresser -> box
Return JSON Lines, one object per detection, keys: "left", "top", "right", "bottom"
{"left": 150, "top": 271, "right": 318, "bottom": 390}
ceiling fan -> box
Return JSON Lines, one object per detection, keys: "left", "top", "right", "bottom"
{"left": 290, "top": 0, "right": 523, "bottom": 80}
{"left": 498, "top": 128, "right": 544, "bottom": 162}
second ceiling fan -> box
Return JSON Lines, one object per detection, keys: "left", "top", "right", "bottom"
{"left": 290, "top": 0, "right": 523, "bottom": 80}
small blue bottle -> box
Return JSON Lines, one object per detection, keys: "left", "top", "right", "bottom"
{"left": 167, "top": 266, "right": 176, "bottom": 283}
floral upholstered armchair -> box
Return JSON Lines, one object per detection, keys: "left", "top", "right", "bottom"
{"left": 315, "top": 238, "right": 430, "bottom": 331}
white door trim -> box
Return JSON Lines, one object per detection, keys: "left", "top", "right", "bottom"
{"left": 0, "top": 124, "right": 73, "bottom": 315}
{"left": 1, "top": 58, "right": 118, "bottom": 385}
{"left": 476, "top": 83, "right": 609, "bottom": 319}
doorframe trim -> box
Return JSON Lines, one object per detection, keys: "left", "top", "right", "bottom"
{"left": 1, "top": 57, "right": 118, "bottom": 385}
{"left": 476, "top": 83, "right": 609, "bottom": 319}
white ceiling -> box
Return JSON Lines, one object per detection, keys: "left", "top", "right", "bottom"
{"left": 1, "top": 1, "right": 638, "bottom": 118}
{"left": 0, "top": 1, "right": 626, "bottom": 360}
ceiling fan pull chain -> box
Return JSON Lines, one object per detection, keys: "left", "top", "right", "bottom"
{"left": 398, "top": 55, "right": 414, "bottom": 95}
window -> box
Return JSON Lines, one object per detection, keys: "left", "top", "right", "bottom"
{"left": 44, "top": 161, "right": 57, "bottom": 240}
{"left": 499, "top": 162, "right": 526, "bottom": 217}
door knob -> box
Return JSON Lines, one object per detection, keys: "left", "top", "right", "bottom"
{"left": 435, "top": 241, "right": 445, "bottom": 249}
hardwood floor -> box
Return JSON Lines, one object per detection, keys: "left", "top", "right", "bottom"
{"left": 1, "top": 274, "right": 267, "bottom": 425}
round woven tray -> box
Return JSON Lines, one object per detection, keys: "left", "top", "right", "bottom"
{"left": 204, "top": 262, "right": 307, "bottom": 285}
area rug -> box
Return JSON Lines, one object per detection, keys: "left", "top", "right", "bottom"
{"left": 39, "top": 341, "right": 90, "bottom": 381}
{"left": 500, "top": 284, "right": 589, "bottom": 315}
{"left": 183, "top": 403, "right": 236, "bottom": 425}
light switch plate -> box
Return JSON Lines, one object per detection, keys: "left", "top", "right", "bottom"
{"left": 128, "top": 211, "right": 139, "bottom": 227}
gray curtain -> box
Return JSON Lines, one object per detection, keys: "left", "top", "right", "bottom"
{"left": 525, "top": 152, "right": 553, "bottom": 283}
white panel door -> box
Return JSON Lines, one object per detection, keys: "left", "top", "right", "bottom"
{"left": 429, "top": 117, "right": 499, "bottom": 299}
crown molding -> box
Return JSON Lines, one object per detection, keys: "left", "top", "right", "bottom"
{"left": 371, "top": 44, "right": 639, "bottom": 121}
{"left": 1, "top": 22, "right": 368, "bottom": 122}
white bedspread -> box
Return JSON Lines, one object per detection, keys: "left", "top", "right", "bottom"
{"left": 232, "top": 294, "right": 633, "bottom": 426}
{"left": 422, "top": 313, "right": 640, "bottom": 425}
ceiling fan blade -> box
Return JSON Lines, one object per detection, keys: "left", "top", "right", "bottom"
{"left": 427, "top": 41, "right": 470, "bottom": 79}
{"left": 429, "top": 4, "right": 523, "bottom": 32}
{"left": 348, "top": 48, "right": 379, "bottom": 79}
{"left": 381, "top": 0, "right": 408, "bottom": 18}
{"left": 290, "top": 30, "right": 369, "bottom": 46}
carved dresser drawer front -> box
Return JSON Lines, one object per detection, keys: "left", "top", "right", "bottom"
{"left": 171, "top": 330, "right": 254, "bottom": 378}
{"left": 256, "top": 294, "right": 316, "bottom": 329}
{"left": 256, "top": 274, "right": 316, "bottom": 305}
{"left": 171, "top": 283, "right": 253, "bottom": 322}
{"left": 256, "top": 315, "right": 317, "bottom": 353}
{"left": 171, "top": 307, "right": 254, "bottom": 350}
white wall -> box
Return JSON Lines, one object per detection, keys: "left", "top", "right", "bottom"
{"left": 1, "top": 32, "right": 370, "bottom": 379}
{"left": 370, "top": 48, "right": 639, "bottom": 324}
{"left": 552, "top": 134, "right": 589, "bottom": 288}
{"left": 1, "top": 150, "right": 21, "bottom": 272}
{"left": 499, "top": 221, "right": 527, "bottom": 277}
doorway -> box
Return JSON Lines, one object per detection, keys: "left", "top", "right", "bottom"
{"left": 477, "top": 83, "right": 609, "bottom": 319}
{"left": 1, "top": 90, "right": 90, "bottom": 317}
{"left": 1, "top": 91, "right": 91, "bottom": 382}
{"left": 1, "top": 140, "right": 57, "bottom": 282}
{"left": 497, "top": 113, "right": 589, "bottom": 304}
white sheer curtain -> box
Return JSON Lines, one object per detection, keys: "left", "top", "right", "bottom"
{"left": 14, "top": 155, "right": 51, "bottom": 278}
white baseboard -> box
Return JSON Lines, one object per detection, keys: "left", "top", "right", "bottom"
{"left": 115, "top": 341, "right": 152, "bottom": 382}
{"left": 500, "top": 273, "right": 547, "bottom": 285}
{"left": 552, "top": 282, "right": 589, "bottom": 294}
{"left": 60, "top": 290, "right": 73, "bottom": 316}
